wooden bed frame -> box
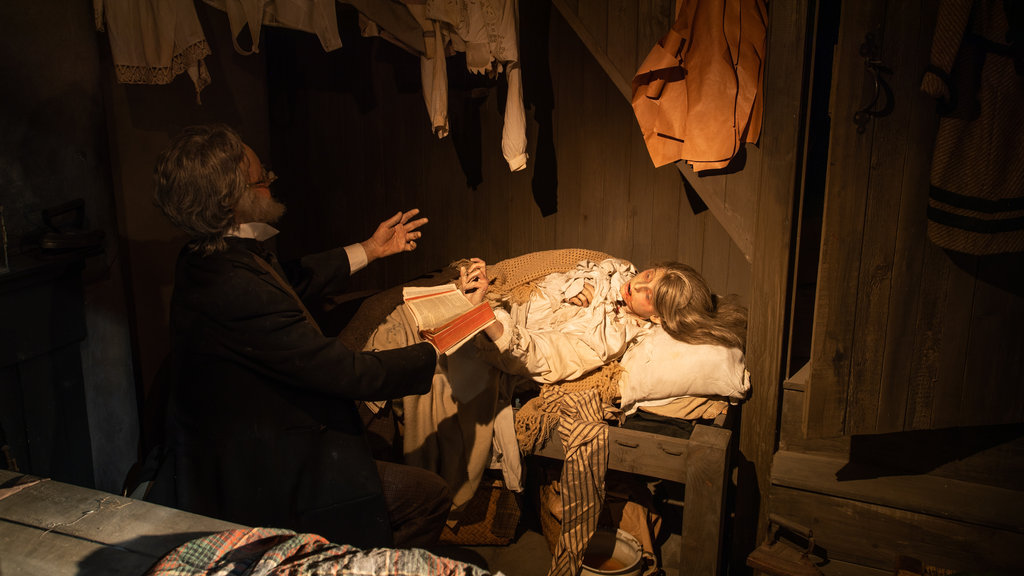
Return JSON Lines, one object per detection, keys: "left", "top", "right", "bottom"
{"left": 533, "top": 415, "right": 733, "bottom": 576}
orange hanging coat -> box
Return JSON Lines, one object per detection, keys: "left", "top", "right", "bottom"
{"left": 632, "top": 0, "right": 767, "bottom": 171}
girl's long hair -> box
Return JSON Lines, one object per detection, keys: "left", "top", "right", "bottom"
{"left": 651, "top": 262, "right": 747, "bottom": 350}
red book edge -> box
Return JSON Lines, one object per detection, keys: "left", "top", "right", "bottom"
{"left": 420, "top": 302, "right": 496, "bottom": 354}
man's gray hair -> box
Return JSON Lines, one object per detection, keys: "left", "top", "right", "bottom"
{"left": 154, "top": 124, "right": 249, "bottom": 255}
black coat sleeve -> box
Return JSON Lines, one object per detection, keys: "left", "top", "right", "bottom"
{"left": 173, "top": 243, "right": 437, "bottom": 402}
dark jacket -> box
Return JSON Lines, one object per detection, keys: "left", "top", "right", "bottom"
{"left": 156, "top": 237, "right": 436, "bottom": 548}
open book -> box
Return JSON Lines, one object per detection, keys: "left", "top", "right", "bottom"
{"left": 403, "top": 284, "right": 496, "bottom": 355}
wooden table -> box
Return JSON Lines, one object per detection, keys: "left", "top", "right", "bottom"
{"left": 0, "top": 470, "right": 241, "bottom": 575}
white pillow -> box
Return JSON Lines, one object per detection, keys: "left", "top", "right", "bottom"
{"left": 618, "top": 327, "right": 749, "bottom": 414}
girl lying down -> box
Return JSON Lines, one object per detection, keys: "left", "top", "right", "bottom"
{"left": 458, "top": 255, "right": 748, "bottom": 409}
{"left": 362, "top": 251, "right": 748, "bottom": 509}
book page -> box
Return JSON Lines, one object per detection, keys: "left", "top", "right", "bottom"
{"left": 402, "top": 284, "right": 473, "bottom": 329}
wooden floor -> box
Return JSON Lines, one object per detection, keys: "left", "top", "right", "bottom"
{"left": 433, "top": 529, "right": 554, "bottom": 576}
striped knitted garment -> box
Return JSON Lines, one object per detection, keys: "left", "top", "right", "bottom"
{"left": 921, "top": 0, "right": 1024, "bottom": 255}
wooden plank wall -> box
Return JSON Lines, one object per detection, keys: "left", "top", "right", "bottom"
{"left": 806, "top": 0, "right": 1024, "bottom": 438}
{"left": 265, "top": 3, "right": 753, "bottom": 304}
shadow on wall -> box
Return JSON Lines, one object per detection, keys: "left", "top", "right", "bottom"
{"left": 520, "top": 0, "right": 557, "bottom": 216}
{"left": 946, "top": 251, "right": 1024, "bottom": 298}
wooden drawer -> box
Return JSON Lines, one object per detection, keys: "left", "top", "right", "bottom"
{"left": 534, "top": 423, "right": 712, "bottom": 484}
{"left": 607, "top": 427, "right": 689, "bottom": 482}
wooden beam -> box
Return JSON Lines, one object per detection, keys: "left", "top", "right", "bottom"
{"left": 535, "top": 423, "right": 715, "bottom": 484}
{"left": 676, "top": 161, "right": 755, "bottom": 262}
{"left": 532, "top": 422, "right": 732, "bottom": 576}
{"left": 733, "top": 0, "right": 812, "bottom": 568}
{"left": 680, "top": 425, "right": 732, "bottom": 576}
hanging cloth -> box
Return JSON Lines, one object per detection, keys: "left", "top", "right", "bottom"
{"left": 416, "top": 0, "right": 529, "bottom": 172}
{"left": 202, "top": 0, "right": 343, "bottom": 55}
{"left": 631, "top": 0, "right": 767, "bottom": 172}
{"left": 345, "top": 0, "right": 427, "bottom": 56}
{"left": 94, "top": 0, "right": 212, "bottom": 102}
{"left": 921, "top": 0, "right": 1024, "bottom": 255}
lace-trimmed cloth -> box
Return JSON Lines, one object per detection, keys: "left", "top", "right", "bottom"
{"left": 95, "top": 0, "right": 211, "bottom": 101}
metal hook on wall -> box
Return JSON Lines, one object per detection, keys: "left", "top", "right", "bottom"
{"left": 853, "top": 32, "right": 894, "bottom": 134}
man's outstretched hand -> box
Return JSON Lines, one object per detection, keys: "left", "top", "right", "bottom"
{"left": 361, "top": 209, "right": 428, "bottom": 263}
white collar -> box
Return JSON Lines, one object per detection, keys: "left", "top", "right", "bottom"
{"left": 226, "top": 222, "right": 280, "bottom": 241}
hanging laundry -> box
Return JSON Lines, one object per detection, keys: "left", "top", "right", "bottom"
{"left": 921, "top": 0, "right": 1024, "bottom": 255}
{"left": 405, "top": 0, "right": 528, "bottom": 172}
{"left": 94, "top": 0, "right": 212, "bottom": 102}
{"left": 202, "top": 0, "right": 343, "bottom": 55}
{"left": 346, "top": 0, "right": 427, "bottom": 56}
{"left": 631, "top": 0, "right": 767, "bottom": 172}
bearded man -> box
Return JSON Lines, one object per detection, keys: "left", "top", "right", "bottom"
{"left": 149, "top": 124, "right": 449, "bottom": 549}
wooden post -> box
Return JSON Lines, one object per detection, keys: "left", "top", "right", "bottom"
{"left": 734, "top": 0, "right": 812, "bottom": 570}
{"left": 680, "top": 424, "right": 732, "bottom": 576}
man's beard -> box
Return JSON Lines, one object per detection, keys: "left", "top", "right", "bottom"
{"left": 235, "top": 191, "right": 286, "bottom": 224}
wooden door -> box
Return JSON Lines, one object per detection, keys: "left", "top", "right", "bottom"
{"left": 805, "top": 0, "right": 1024, "bottom": 437}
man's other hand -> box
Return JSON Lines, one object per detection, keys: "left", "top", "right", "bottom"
{"left": 362, "top": 209, "right": 428, "bottom": 262}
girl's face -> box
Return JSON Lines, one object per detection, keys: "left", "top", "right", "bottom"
{"left": 620, "top": 268, "right": 665, "bottom": 320}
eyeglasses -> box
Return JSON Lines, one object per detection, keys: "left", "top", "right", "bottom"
{"left": 248, "top": 168, "right": 277, "bottom": 189}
